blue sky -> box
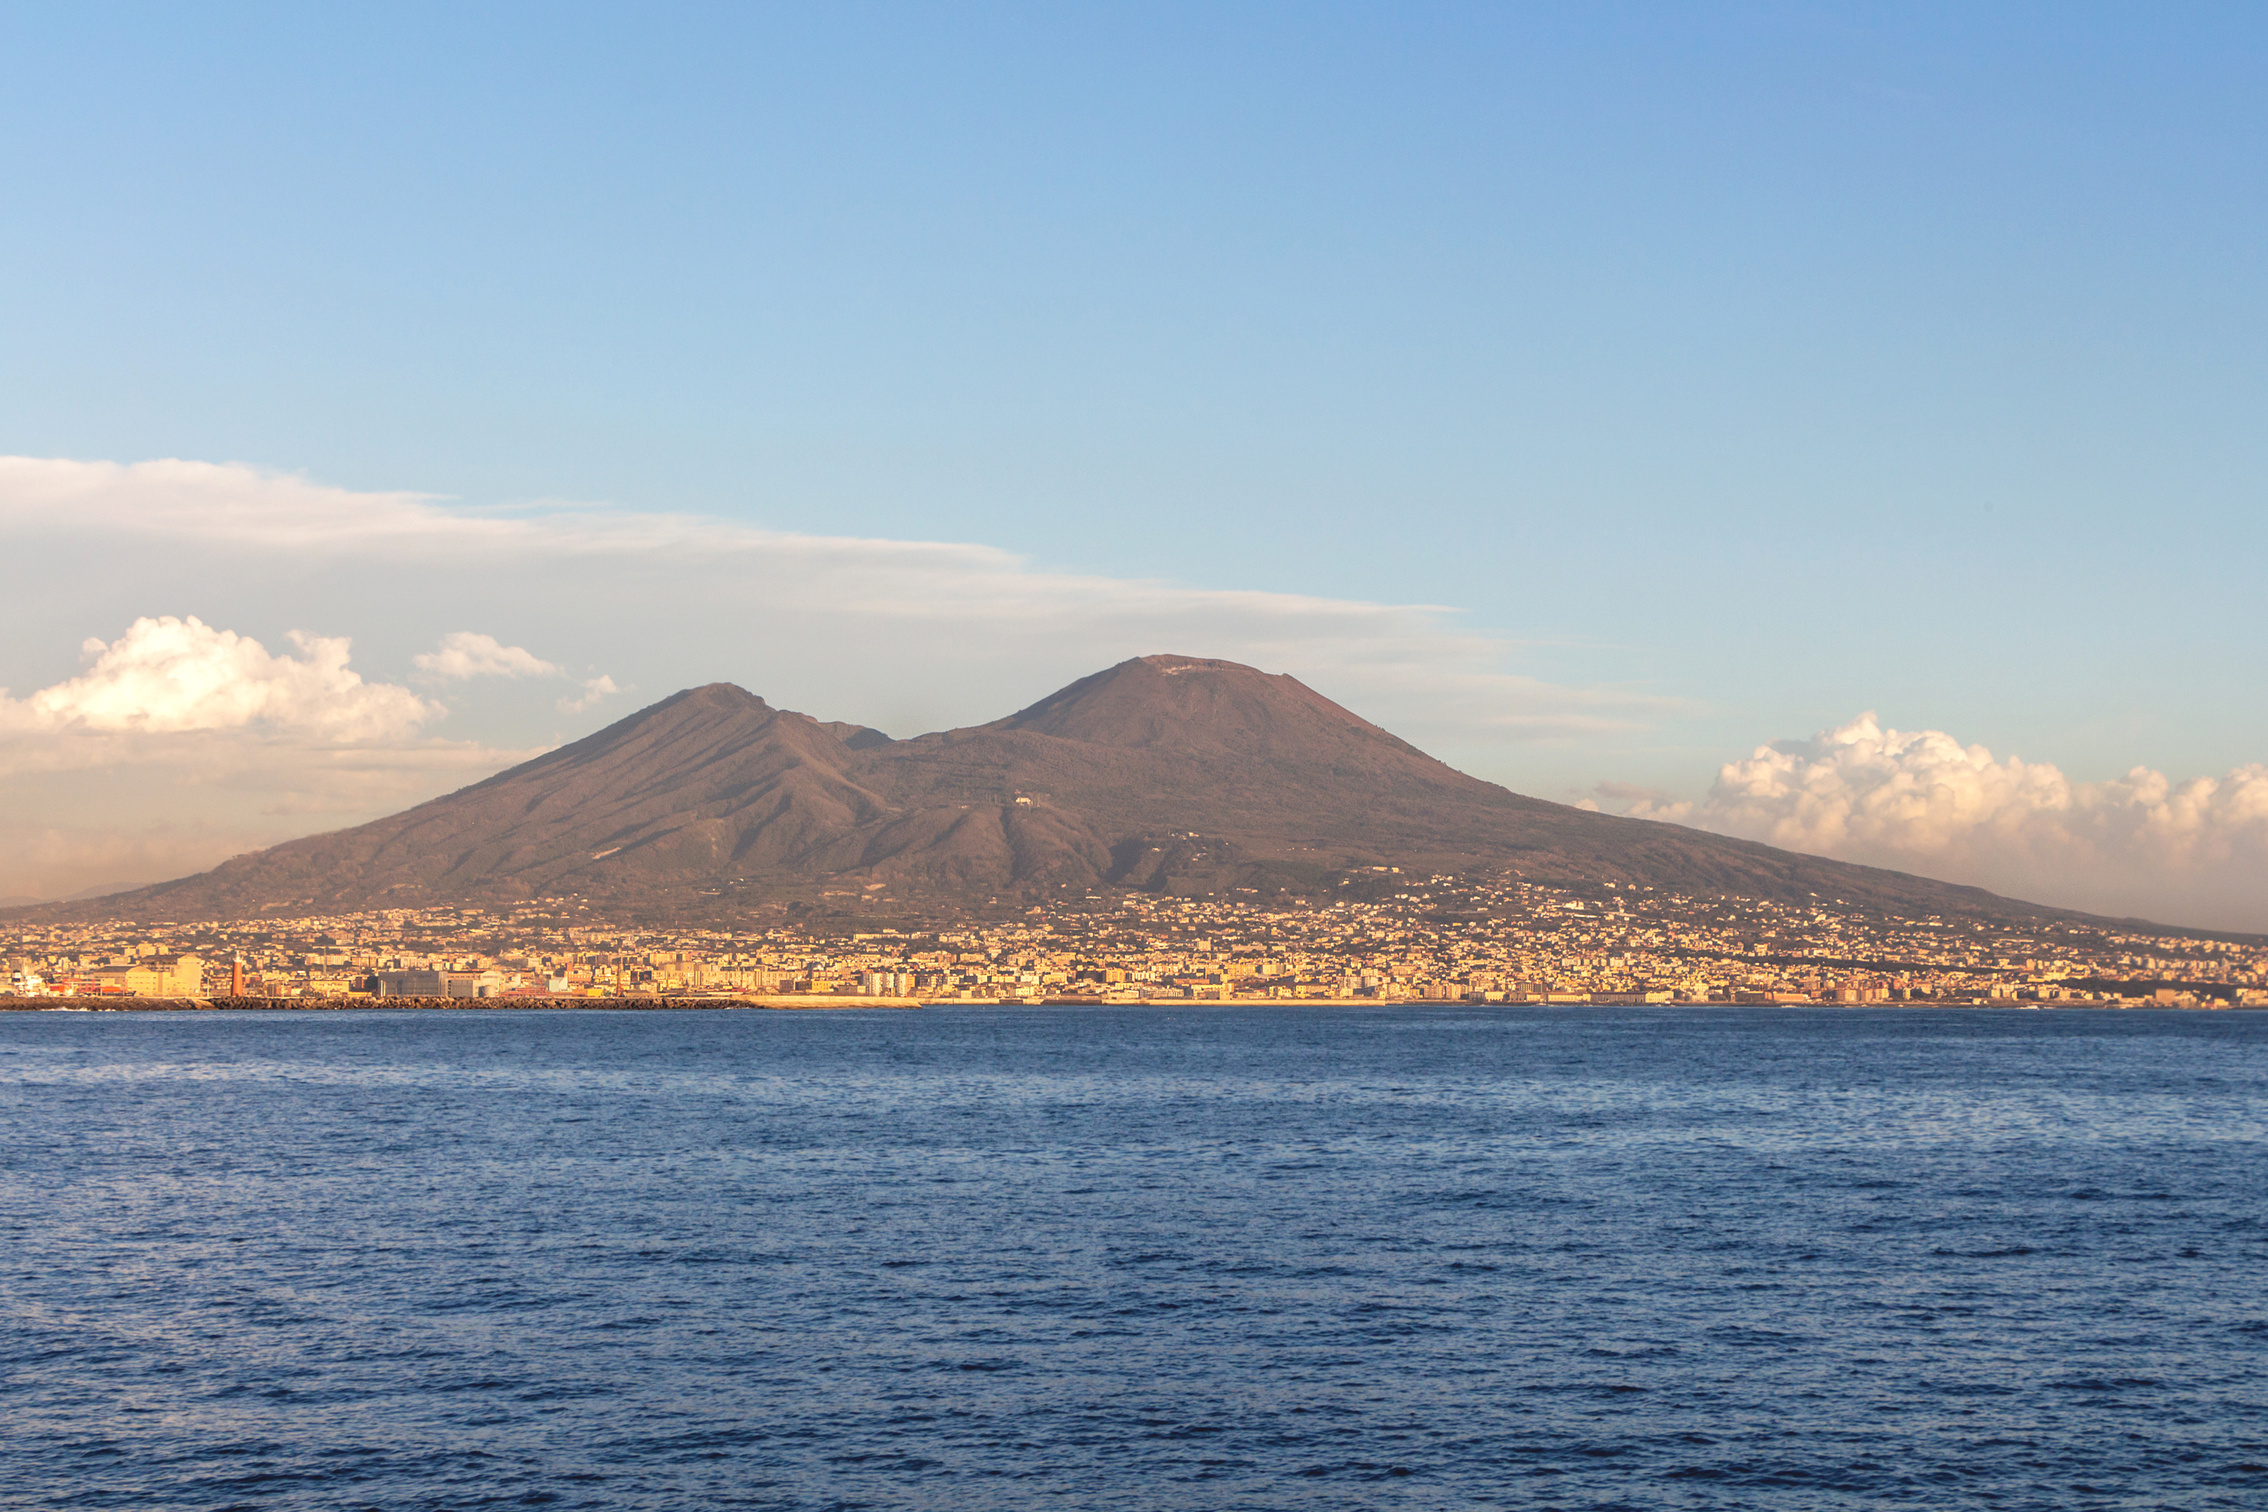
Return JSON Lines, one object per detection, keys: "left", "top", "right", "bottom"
{"left": 2, "top": 3, "right": 2265, "bottom": 923}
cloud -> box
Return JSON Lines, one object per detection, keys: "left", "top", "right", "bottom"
{"left": 1613, "top": 713, "right": 2268, "bottom": 929}
{"left": 560, "top": 674, "right": 620, "bottom": 713}
{"left": 0, "top": 615, "right": 544, "bottom": 900}
{"left": 0, "top": 456, "right": 500, "bottom": 552}
{"left": 0, "top": 454, "right": 1049, "bottom": 564}
{"left": 7, "top": 615, "right": 436, "bottom": 740}
{"left": 414, "top": 631, "right": 563, "bottom": 681}
{"left": 1576, "top": 780, "right": 1681, "bottom": 813}
{"left": 0, "top": 455, "right": 1683, "bottom": 749}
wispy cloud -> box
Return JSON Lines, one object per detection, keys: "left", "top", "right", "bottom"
{"left": 0, "top": 455, "right": 1679, "bottom": 744}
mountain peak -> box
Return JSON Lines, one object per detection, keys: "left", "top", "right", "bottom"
{"left": 1135, "top": 654, "right": 1260, "bottom": 674}
{"left": 673, "top": 681, "right": 770, "bottom": 711}
{"left": 994, "top": 654, "right": 1413, "bottom": 760}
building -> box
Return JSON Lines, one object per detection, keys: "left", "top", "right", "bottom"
{"left": 85, "top": 954, "right": 203, "bottom": 997}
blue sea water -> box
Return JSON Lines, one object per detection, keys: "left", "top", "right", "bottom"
{"left": 1, "top": 1005, "right": 2263, "bottom": 1511}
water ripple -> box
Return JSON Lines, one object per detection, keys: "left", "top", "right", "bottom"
{"left": 1, "top": 1004, "right": 2263, "bottom": 1510}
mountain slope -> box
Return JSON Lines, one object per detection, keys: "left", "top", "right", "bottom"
{"left": 121, "top": 684, "right": 899, "bottom": 915}
{"left": 65, "top": 655, "right": 2056, "bottom": 922}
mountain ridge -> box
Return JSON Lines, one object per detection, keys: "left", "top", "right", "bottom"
{"left": 29, "top": 654, "right": 2074, "bottom": 924}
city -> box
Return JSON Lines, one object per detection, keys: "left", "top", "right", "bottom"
{"left": 7, "top": 871, "right": 2262, "bottom": 1008}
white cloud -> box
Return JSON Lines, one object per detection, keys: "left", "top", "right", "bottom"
{"left": 560, "top": 674, "right": 620, "bottom": 713}
{"left": 414, "top": 631, "right": 563, "bottom": 681}
{"left": 1614, "top": 713, "right": 2268, "bottom": 929}
{"left": 0, "top": 615, "right": 543, "bottom": 900}
{"left": 8, "top": 615, "right": 436, "bottom": 740}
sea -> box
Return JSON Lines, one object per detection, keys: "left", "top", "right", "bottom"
{"left": 2, "top": 1004, "right": 2262, "bottom": 1511}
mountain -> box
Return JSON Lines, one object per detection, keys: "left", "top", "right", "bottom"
{"left": 0, "top": 881, "right": 141, "bottom": 910}
{"left": 52, "top": 654, "right": 2054, "bottom": 922}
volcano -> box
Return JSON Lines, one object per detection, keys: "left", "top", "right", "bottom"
{"left": 69, "top": 654, "right": 2048, "bottom": 921}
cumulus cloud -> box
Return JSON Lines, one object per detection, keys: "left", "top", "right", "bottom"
{"left": 414, "top": 631, "right": 563, "bottom": 681}
{"left": 560, "top": 674, "right": 620, "bottom": 713}
{"left": 7, "top": 615, "right": 436, "bottom": 741}
{"left": 1613, "top": 713, "right": 2268, "bottom": 929}
{"left": 0, "top": 615, "right": 542, "bottom": 900}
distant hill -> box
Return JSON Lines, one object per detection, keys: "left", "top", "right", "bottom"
{"left": 0, "top": 880, "right": 148, "bottom": 910}
{"left": 41, "top": 654, "right": 2062, "bottom": 922}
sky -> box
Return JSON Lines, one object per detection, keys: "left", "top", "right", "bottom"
{"left": 2, "top": 2, "right": 2263, "bottom": 928}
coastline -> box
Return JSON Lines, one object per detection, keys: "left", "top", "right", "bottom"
{"left": 0, "top": 995, "right": 2254, "bottom": 1013}
{"left": 0, "top": 994, "right": 921, "bottom": 1012}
